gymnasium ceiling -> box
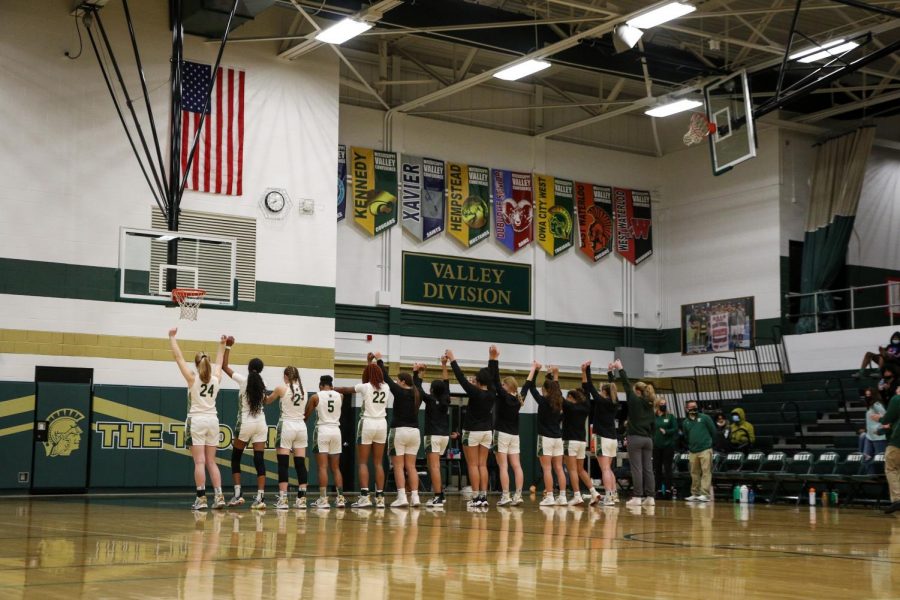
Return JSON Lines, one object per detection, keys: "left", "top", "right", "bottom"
{"left": 220, "top": 0, "right": 900, "bottom": 154}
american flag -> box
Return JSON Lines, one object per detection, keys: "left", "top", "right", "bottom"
{"left": 180, "top": 61, "right": 245, "bottom": 196}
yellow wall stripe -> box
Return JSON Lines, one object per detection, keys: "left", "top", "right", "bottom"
{"left": 0, "top": 423, "right": 31, "bottom": 438}
{"left": 0, "top": 395, "right": 35, "bottom": 418}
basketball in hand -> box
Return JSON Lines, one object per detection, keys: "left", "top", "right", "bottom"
{"left": 226, "top": 336, "right": 235, "bottom": 347}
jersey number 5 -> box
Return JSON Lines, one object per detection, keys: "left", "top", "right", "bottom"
{"left": 327, "top": 399, "right": 335, "bottom": 412}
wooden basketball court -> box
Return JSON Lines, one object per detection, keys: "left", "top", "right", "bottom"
{"left": 1, "top": 495, "right": 897, "bottom": 599}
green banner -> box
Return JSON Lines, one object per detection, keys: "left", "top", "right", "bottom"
{"left": 402, "top": 251, "right": 531, "bottom": 315}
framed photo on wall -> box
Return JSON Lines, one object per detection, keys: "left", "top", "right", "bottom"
{"left": 681, "top": 296, "right": 755, "bottom": 355}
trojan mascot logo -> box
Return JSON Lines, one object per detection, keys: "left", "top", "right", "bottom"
{"left": 43, "top": 408, "right": 85, "bottom": 457}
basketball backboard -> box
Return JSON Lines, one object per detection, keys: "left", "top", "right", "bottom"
{"left": 705, "top": 70, "right": 757, "bottom": 175}
{"left": 118, "top": 227, "right": 237, "bottom": 307}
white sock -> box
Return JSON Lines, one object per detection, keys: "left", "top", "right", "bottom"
{"left": 397, "top": 488, "right": 406, "bottom": 497}
{"left": 234, "top": 485, "right": 242, "bottom": 497}
{"left": 280, "top": 490, "right": 287, "bottom": 498}
{"left": 214, "top": 487, "right": 222, "bottom": 496}
{"left": 256, "top": 490, "right": 264, "bottom": 499}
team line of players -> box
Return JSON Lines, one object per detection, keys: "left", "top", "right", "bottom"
{"left": 168, "top": 329, "right": 641, "bottom": 511}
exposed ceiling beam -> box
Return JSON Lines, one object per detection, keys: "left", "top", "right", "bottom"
{"left": 538, "top": 77, "right": 599, "bottom": 118}
{"left": 536, "top": 96, "right": 656, "bottom": 138}
{"left": 456, "top": 47, "right": 478, "bottom": 82}
{"left": 393, "top": 45, "right": 452, "bottom": 86}
{"left": 795, "top": 88, "right": 900, "bottom": 122}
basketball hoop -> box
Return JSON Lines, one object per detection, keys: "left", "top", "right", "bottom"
{"left": 172, "top": 288, "right": 206, "bottom": 321}
{"left": 683, "top": 112, "right": 716, "bottom": 146}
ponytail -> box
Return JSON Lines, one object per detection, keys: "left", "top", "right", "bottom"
{"left": 246, "top": 358, "right": 265, "bottom": 416}
{"left": 195, "top": 353, "right": 211, "bottom": 384}
{"left": 602, "top": 382, "right": 619, "bottom": 404}
{"left": 543, "top": 379, "right": 564, "bottom": 413}
{"left": 285, "top": 366, "right": 304, "bottom": 403}
{"left": 568, "top": 388, "right": 587, "bottom": 404}
{"left": 398, "top": 372, "right": 421, "bottom": 413}
{"left": 638, "top": 382, "right": 657, "bottom": 408}
{"left": 502, "top": 376, "right": 524, "bottom": 406}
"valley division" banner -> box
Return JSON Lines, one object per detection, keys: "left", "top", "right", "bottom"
{"left": 613, "top": 187, "right": 653, "bottom": 264}
{"left": 350, "top": 147, "right": 398, "bottom": 236}
{"left": 447, "top": 163, "right": 491, "bottom": 248}
{"left": 535, "top": 174, "right": 575, "bottom": 256}
{"left": 492, "top": 169, "right": 533, "bottom": 252}
{"left": 574, "top": 182, "right": 613, "bottom": 262}
{"left": 337, "top": 145, "right": 347, "bottom": 222}
{"left": 401, "top": 155, "right": 446, "bottom": 241}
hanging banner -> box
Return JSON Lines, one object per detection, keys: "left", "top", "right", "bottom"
{"left": 492, "top": 169, "right": 534, "bottom": 252}
{"left": 337, "top": 145, "right": 347, "bottom": 222}
{"left": 535, "top": 174, "right": 575, "bottom": 256}
{"left": 574, "top": 182, "right": 613, "bottom": 262}
{"left": 447, "top": 163, "right": 491, "bottom": 248}
{"left": 401, "top": 155, "right": 445, "bottom": 242}
{"left": 350, "top": 147, "right": 398, "bottom": 237}
{"left": 613, "top": 187, "right": 653, "bottom": 264}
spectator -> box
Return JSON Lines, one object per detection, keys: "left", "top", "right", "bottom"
{"left": 713, "top": 412, "right": 731, "bottom": 453}
{"left": 729, "top": 408, "right": 756, "bottom": 450}
{"left": 652, "top": 398, "right": 677, "bottom": 499}
{"left": 682, "top": 400, "right": 716, "bottom": 503}
{"left": 859, "top": 387, "right": 887, "bottom": 474}
{"left": 857, "top": 331, "right": 900, "bottom": 377}
{"left": 878, "top": 362, "right": 899, "bottom": 406}
{"left": 873, "top": 385, "right": 900, "bottom": 514}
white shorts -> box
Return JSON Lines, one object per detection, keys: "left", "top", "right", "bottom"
{"left": 565, "top": 440, "right": 587, "bottom": 459}
{"left": 237, "top": 416, "right": 268, "bottom": 444}
{"left": 592, "top": 435, "right": 618, "bottom": 458}
{"left": 493, "top": 431, "right": 520, "bottom": 454}
{"left": 186, "top": 414, "right": 219, "bottom": 447}
{"left": 424, "top": 435, "right": 449, "bottom": 455}
{"left": 537, "top": 436, "right": 563, "bottom": 457}
{"left": 357, "top": 418, "right": 388, "bottom": 445}
{"left": 277, "top": 420, "right": 308, "bottom": 450}
{"left": 463, "top": 430, "right": 492, "bottom": 448}
{"left": 314, "top": 426, "right": 342, "bottom": 455}
{"left": 390, "top": 427, "right": 421, "bottom": 456}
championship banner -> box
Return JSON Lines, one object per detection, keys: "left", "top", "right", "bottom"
{"left": 349, "top": 147, "right": 398, "bottom": 237}
{"left": 535, "top": 174, "right": 575, "bottom": 256}
{"left": 492, "top": 169, "right": 534, "bottom": 252}
{"left": 401, "top": 155, "right": 446, "bottom": 242}
{"left": 447, "top": 163, "right": 491, "bottom": 248}
{"left": 682, "top": 296, "right": 754, "bottom": 354}
{"left": 613, "top": 187, "right": 653, "bottom": 264}
{"left": 574, "top": 182, "right": 613, "bottom": 262}
{"left": 337, "top": 145, "right": 347, "bottom": 222}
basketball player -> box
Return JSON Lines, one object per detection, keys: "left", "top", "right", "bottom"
{"left": 414, "top": 358, "right": 451, "bottom": 508}
{"left": 307, "top": 375, "right": 345, "bottom": 509}
{"left": 560, "top": 374, "right": 600, "bottom": 506}
{"left": 582, "top": 361, "right": 619, "bottom": 505}
{"left": 268, "top": 366, "right": 309, "bottom": 509}
{"left": 168, "top": 328, "right": 226, "bottom": 510}
{"left": 335, "top": 353, "right": 389, "bottom": 509}
{"left": 222, "top": 347, "right": 268, "bottom": 510}
{"left": 446, "top": 348, "right": 495, "bottom": 508}
{"left": 489, "top": 345, "right": 525, "bottom": 506}
{"left": 375, "top": 352, "right": 423, "bottom": 508}
{"left": 523, "top": 361, "right": 566, "bottom": 506}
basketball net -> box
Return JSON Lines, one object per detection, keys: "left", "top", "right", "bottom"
{"left": 683, "top": 112, "right": 715, "bottom": 146}
{"left": 172, "top": 288, "right": 205, "bottom": 321}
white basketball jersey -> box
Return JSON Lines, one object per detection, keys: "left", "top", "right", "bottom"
{"left": 355, "top": 382, "right": 389, "bottom": 419}
{"left": 232, "top": 372, "right": 267, "bottom": 419}
{"left": 188, "top": 375, "right": 220, "bottom": 416}
{"left": 280, "top": 382, "right": 307, "bottom": 421}
{"left": 316, "top": 390, "right": 342, "bottom": 427}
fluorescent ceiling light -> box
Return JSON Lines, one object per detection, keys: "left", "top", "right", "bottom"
{"left": 493, "top": 59, "right": 552, "bottom": 81}
{"left": 156, "top": 235, "right": 178, "bottom": 242}
{"left": 789, "top": 38, "right": 846, "bottom": 60}
{"left": 796, "top": 41, "right": 860, "bottom": 63}
{"left": 315, "top": 18, "right": 373, "bottom": 45}
{"left": 645, "top": 99, "right": 703, "bottom": 117}
{"left": 626, "top": 2, "right": 696, "bottom": 30}
{"left": 613, "top": 24, "right": 643, "bottom": 53}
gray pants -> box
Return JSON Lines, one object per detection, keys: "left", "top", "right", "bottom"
{"left": 627, "top": 435, "right": 655, "bottom": 497}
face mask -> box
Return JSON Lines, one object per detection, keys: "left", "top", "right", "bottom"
{"left": 732, "top": 415, "right": 741, "bottom": 423}
{"left": 688, "top": 409, "right": 698, "bottom": 416}
{"left": 659, "top": 405, "right": 667, "bottom": 412}
{"left": 892, "top": 338, "right": 899, "bottom": 345}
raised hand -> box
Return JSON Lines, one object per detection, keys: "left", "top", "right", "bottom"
{"left": 614, "top": 359, "right": 623, "bottom": 370}
{"left": 489, "top": 345, "right": 499, "bottom": 360}
{"left": 581, "top": 361, "right": 591, "bottom": 371}
{"left": 532, "top": 360, "right": 542, "bottom": 371}
{"left": 168, "top": 328, "right": 178, "bottom": 338}
{"left": 445, "top": 349, "right": 456, "bottom": 362}
{"left": 366, "top": 352, "right": 375, "bottom": 363}
{"left": 440, "top": 354, "right": 448, "bottom": 366}
{"left": 374, "top": 351, "right": 383, "bottom": 361}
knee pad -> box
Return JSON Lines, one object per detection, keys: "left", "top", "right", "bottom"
{"left": 277, "top": 454, "right": 289, "bottom": 483}
{"left": 231, "top": 446, "right": 245, "bottom": 475}
{"left": 253, "top": 450, "right": 266, "bottom": 477}
{"left": 294, "top": 455, "right": 308, "bottom": 485}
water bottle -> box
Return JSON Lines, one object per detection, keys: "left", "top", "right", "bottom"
{"left": 821, "top": 491, "right": 829, "bottom": 507}
{"left": 830, "top": 491, "right": 838, "bottom": 505}
{"left": 739, "top": 485, "right": 749, "bottom": 504}
{"left": 661, "top": 484, "right": 666, "bottom": 498}
{"left": 733, "top": 485, "right": 741, "bottom": 502}
{"left": 672, "top": 487, "right": 677, "bottom": 501}
{"left": 809, "top": 487, "right": 816, "bottom": 506}
{"left": 748, "top": 488, "right": 755, "bottom": 504}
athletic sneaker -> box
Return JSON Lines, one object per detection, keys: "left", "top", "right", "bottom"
{"left": 567, "top": 494, "right": 584, "bottom": 507}
{"left": 555, "top": 494, "right": 567, "bottom": 506}
{"left": 426, "top": 496, "right": 445, "bottom": 508}
{"left": 213, "top": 494, "right": 227, "bottom": 509}
{"left": 251, "top": 497, "right": 267, "bottom": 510}
{"left": 375, "top": 496, "right": 386, "bottom": 509}
{"left": 410, "top": 492, "right": 421, "bottom": 507}
{"left": 625, "top": 497, "right": 643, "bottom": 507}
{"left": 539, "top": 494, "right": 556, "bottom": 506}
{"left": 642, "top": 497, "right": 655, "bottom": 507}
{"left": 275, "top": 496, "right": 290, "bottom": 510}
{"left": 227, "top": 495, "right": 245, "bottom": 507}
{"left": 497, "top": 493, "right": 512, "bottom": 506}
{"left": 335, "top": 494, "right": 347, "bottom": 508}
{"left": 589, "top": 489, "right": 600, "bottom": 506}
{"left": 191, "top": 496, "right": 208, "bottom": 511}
{"left": 602, "top": 495, "right": 616, "bottom": 506}
{"left": 391, "top": 495, "right": 409, "bottom": 508}
{"left": 512, "top": 492, "right": 524, "bottom": 506}
{"left": 313, "top": 497, "right": 331, "bottom": 509}
{"left": 685, "top": 495, "right": 699, "bottom": 502}
{"left": 295, "top": 497, "right": 307, "bottom": 509}
{"left": 478, "top": 496, "right": 489, "bottom": 508}
{"left": 696, "top": 495, "right": 710, "bottom": 503}
{"left": 352, "top": 495, "right": 373, "bottom": 508}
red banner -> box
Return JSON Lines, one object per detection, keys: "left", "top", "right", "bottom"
{"left": 574, "top": 182, "right": 613, "bottom": 262}
{"left": 613, "top": 188, "right": 653, "bottom": 264}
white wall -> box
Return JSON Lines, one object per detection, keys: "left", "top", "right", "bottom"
{"left": 784, "top": 325, "right": 899, "bottom": 373}
{"left": 0, "top": 1, "right": 340, "bottom": 384}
